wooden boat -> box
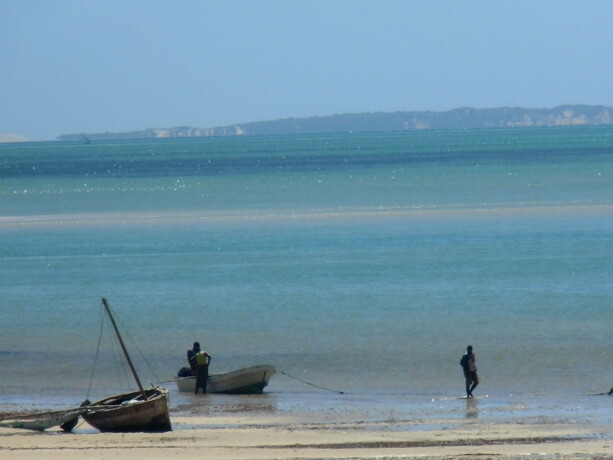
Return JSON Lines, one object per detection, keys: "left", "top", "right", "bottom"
{"left": 82, "top": 298, "right": 171, "bottom": 432}
{"left": 175, "top": 364, "right": 276, "bottom": 394}
{"left": 83, "top": 388, "right": 170, "bottom": 432}
{"left": 0, "top": 408, "right": 86, "bottom": 431}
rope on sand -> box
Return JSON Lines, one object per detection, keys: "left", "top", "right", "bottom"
{"left": 279, "top": 370, "right": 345, "bottom": 394}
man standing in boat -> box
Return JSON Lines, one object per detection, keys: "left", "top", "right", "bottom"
{"left": 194, "top": 346, "right": 212, "bottom": 394}
{"left": 460, "top": 345, "right": 479, "bottom": 398}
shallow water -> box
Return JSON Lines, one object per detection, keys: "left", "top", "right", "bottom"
{"left": 0, "top": 127, "right": 611, "bottom": 412}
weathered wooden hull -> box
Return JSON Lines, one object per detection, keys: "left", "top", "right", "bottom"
{"left": 175, "top": 365, "right": 276, "bottom": 394}
{"left": 83, "top": 387, "right": 171, "bottom": 432}
{"left": 0, "top": 408, "right": 86, "bottom": 431}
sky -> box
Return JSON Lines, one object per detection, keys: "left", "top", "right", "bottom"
{"left": 1, "top": 0, "right": 612, "bottom": 141}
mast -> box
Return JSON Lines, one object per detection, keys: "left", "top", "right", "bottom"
{"left": 101, "top": 298, "right": 146, "bottom": 398}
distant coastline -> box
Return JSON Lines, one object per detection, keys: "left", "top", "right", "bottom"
{"left": 57, "top": 105, "right": 613, "bottom": 141}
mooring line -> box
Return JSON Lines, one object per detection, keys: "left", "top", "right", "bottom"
{"left": 155, "top": 370, "right": 346, "bottom": 394}
{"left": 279, "top": 370, "right": 345, "bottom": 394}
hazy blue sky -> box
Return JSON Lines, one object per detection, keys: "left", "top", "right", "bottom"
{"left": 2, "top": 1, "right": 612, "bottom": 140}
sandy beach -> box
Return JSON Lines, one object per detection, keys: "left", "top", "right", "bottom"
{"left": 1, "top": 394, "right": 611, "bottom": 459}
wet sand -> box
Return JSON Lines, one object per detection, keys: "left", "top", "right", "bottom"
{"left": 1, "top": 395, "right": 611, "bottom": 459}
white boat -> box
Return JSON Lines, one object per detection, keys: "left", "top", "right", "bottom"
{"left": 81, "top": 298, "right": 171, "bottom": 432}
{"left": 175, "top": 364, "right": 276, "bottom": 394}
{"left": 0, "top": 408, "right": 86, "bottom": 431}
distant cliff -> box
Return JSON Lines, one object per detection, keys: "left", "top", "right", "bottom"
{"left": 58, "top": 105, "right": 613, "bottom": 141}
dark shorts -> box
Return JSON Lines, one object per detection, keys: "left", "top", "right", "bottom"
{"left": 464, "top": 371, "right": 479, "bottom": 385}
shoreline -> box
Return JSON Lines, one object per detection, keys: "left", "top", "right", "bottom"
{"left": 1, "top": 392, "right": 611, "bottom": 459}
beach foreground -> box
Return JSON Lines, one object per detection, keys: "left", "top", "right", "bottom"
{"left": 1, "top": 398, "right": 611, "bottom": 459}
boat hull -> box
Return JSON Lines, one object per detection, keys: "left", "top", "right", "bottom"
{"left": 0, "top": 409, "right": 86, "bottom": 431}
{"left": 175, "top": 365, "right": 276, "bottom": 394}
{"left": 83, "top": 387, "right": 171, "bottom": 432}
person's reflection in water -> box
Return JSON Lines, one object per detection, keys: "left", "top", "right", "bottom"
{"left": 465, "top": 397, "right": 478, "bottom": 419}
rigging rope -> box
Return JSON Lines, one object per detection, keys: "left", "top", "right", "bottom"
{"left": 86, "top": 305, "right": 106, "bottom": 400}
{"left": 87, "top": 301, "right": 144, "bottom": 398}
{"left": 107, "top": 302, "right": 162, "bottom": 386}
{"left": 107, "top": 317, "right": 130, "bottom": 391}
{"left": 279, "top": 370, "right": 345, "bottom": 394}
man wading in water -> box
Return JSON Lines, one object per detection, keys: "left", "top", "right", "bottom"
{"left": 460, "top": 345, "right": 479, "bottom": 398}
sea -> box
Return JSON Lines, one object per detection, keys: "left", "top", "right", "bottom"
{"left": 0, "top": 126, "right": 611, "bottom": 422}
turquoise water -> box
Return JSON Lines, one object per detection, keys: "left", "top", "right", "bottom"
{"left": 0, "top": 127, "right": 611, "bottom": 408}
